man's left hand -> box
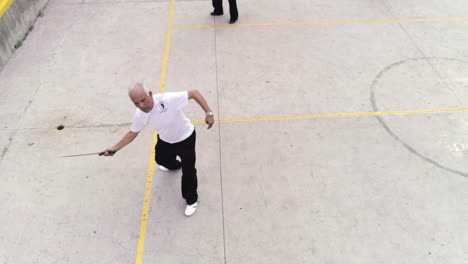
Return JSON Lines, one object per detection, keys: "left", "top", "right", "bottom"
{"left": 205, "top": 115, "right": 214, "bottom": 129}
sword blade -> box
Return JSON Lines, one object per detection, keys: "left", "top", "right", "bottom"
{"left": 61, "top": 152, "right": 102, "bottom": 158}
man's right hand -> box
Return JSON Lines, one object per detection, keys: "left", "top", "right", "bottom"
{"left": 99, "top": 149, "right": 117, "bottom": 156}
{"left": 99, "top": 131, "right": 138, "bottom": 157}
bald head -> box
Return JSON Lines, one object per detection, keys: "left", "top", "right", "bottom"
{"left": 128, "top": 83, "right": 149, "bottom": 98}
{"left": 129, "top": 83, "right": 154, "bottom": 113}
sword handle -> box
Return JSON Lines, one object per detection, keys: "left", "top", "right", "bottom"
{"left": 99, "top": 150, "right": 117, "bottom": 156}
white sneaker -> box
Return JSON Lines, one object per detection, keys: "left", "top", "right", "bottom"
{"left": 184, "top": 202, "right": 198, "bottom": 217}
{"left": 158, "top": 165, "right": 169, "bottom": 172}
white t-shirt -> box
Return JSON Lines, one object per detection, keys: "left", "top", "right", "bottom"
{"left": 130, "top": 92, "right": 194, "bottom": 143}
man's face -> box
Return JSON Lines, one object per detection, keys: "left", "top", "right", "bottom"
{"left": 130, "top": 90, "right": 154, "bottom": 113}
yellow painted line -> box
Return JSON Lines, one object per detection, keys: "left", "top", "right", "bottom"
{"left": 0, "top": 0, "right": 14, "bottom": 18}
{"left": 134, "top": 134, "right": 157, "bottom": 264}
{"left": 159, "top": 0, "right": 176, "bottom": 93}
{"left": 134, "top": 0, "right": 175, "bottom": 263}
{"left": 191, "top": 108, "right": 468, "bottom": 124}
{"left": 173, "top": 17, "right": 468, "bottom": 29}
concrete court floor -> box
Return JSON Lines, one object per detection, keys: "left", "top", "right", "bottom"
{"left": 1, "top": 0, "right": 468, "bottom": 263}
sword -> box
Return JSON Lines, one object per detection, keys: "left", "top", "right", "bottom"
{"left": 61, "top": 150, "right": 116, "bottom": 158}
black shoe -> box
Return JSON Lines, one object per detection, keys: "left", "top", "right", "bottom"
{"left": 229, "top": 18, "right": 238, "bottom": 24}
{"left": 210, "top": 11, "right": 223, "bottom": 16}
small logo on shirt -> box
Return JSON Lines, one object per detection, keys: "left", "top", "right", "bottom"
{"left": 156, "top": 101, "right": 168, "bottom": 113}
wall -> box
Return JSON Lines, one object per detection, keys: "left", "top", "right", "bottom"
{"left": 0, "top": 0, "right": 49, "bottom": 69}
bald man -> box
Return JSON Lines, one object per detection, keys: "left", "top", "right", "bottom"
{"left": 102, "top": 83, "right": 214, "bottom": 216}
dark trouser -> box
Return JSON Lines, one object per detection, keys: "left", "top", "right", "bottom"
{"left": 212, "top": 0, "right": 238, "bottom": 20}
{"left": 155, "top": 130, "right": 198, "bottom": 205}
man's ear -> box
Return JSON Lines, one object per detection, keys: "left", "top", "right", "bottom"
{"left": 148, "top": 91, "right": 153, "bottom": 96}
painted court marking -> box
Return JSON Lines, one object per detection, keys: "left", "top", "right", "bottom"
{"left": 370, "top": 57, "right": 468, "bottom": 178}
{"left": 191, "top": 107, "right": 468, "bottom": 124}
{"left": 134, "top": 0, "right": 175, "bottom": 263}
{"left": 0, "top": 0, "right": 14, "bottom": 18}
{"left": 173, "top": 17, "right": 468, "bottom": 29}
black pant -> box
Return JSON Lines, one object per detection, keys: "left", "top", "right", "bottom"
{"left": 212, "top": 0, "right": 238, "bottom": 20}
{"left": 155, "top": 130, "right": 198, "bottom": 205}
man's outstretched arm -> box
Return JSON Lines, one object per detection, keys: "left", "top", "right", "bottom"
{"left": 102, "top": 130, "right": 139, "bottom": 156}
{"left": 188, "top": 90, "right": 215, "bottom": 129}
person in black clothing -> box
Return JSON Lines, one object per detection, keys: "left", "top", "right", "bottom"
{"left": 102, "top": 83, "right": 215, "bottom": 217}
{"left": 211, "top": 0, "right": 238, "bottom": 24}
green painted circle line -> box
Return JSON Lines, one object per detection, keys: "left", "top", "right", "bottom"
{"left": 370, "top": 57, "right": 468, "bottom": 178}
